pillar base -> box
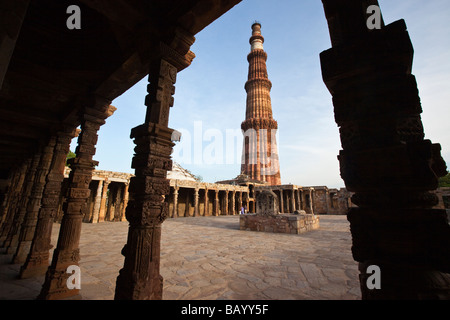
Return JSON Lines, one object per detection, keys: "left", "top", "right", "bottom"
{"left": 358, "top": 261, "right": 450, "bottom": 300}
{"left": 348, "top": 207, "right": 450, "bottom": 299}
{"left": 37, "top": 267, "right": 81, "bottom": 300}
{"left": 19, "top": 263, "right": 48, "bottom": 279}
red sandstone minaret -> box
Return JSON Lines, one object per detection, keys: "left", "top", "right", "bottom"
{"left": 241, "top": 22, "right": 281, "bottom": 185}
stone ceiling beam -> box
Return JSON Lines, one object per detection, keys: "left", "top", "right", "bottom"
{"left": 0, "top": 0, "right": 30, "bottom": 90}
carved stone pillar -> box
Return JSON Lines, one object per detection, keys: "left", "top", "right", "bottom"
{"left": 231, "top": 191, "right": 236, "bottom": 215}
{"left": 296, "top": 189, "right": 301, "bottom": 212}
{"left": 321, "top": 0, "right": 450, "bottom": 299}
{"left": 214, "top": 190, "right": 219, "bottom": 216}
{"left": 309, "top": 189, "right": 314, "bottom": 214}
{"left": 301, "top": 190, "right": 306, "bottom": 212}
{"left": 38, "top": 103, "right": 116, "bottom": 300}
{"left": 114, "top": 184, "right": 123, "bottom": 221}
{"left": 279, "top": 189, "right": 284, "bottom": 214}
{"left": 172, "top": 186, "right": 179, "bottom": 218}
{"left": 91, "top": 179, "right": 104, "bottom": 223}
{"left": 290, "top": 189, "right": 296, "bottom": 213}
{"left": 115, "top": 35, "right": 195, "bottom": 298}
{"left": 121, "top": 182, "right": 129, "bottom": 222}
{"left": 19, "top": 127, "right": 76, "bottom": 278}
{"left": 193, "top": 188, "right": 199, "bottom": 217}
{"left": 224, "top": 190, "right": 229, "bottom": 215}
{"left": 4, "top": 153, "right": 41, "bottom": 254}
{"left": 97, "top": 179, "right": 110, "bottom": 222}
{"left": 203, "top": 188, "right": 208, "bottom": 216}
{"left": 0, "top": 160, "right": 29, "bottom": 246}
{"left": 244, "top": 192, "right": 249, "bottom": 213}
{"left": 13, "top": 136, "right": 56, "bottom": 264}
{"left": 238, "top": 192, "right": 243, "bottom": 214}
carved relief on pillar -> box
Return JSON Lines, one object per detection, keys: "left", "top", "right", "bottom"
{"left": 121, "top": 182, "right": 130, "bottom": 222}
{"left": 4, "top": 152, "right": 41, "bottom": 254}
{"left": 203, "top": 188, "right": 209, "bottom": 216}
{"left": 38, "top": 103, "right": 115, "bottom": 300}
{"left": 172, "top": 186, "right": 179, "bottom": 218}
{"left": 0, "top": 160, "right": 29, "bottom": 246}
{"left": 193, "top": 188, "right": 199, "bottom": 217}
{"left": 13, "top": 136, "right": 57, "bottom": 264}
{"left": 20, "top": 127, "right": 77, "bottom": 278}
{"left": 214, "top": 190, "right": 220, "bottom": 216}
{"left": 115, "top": 56, "right": 179, "bottom": 300}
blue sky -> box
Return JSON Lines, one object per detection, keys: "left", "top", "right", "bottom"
{"left": 81, "top": 0, "right": 450, "bottom": 188}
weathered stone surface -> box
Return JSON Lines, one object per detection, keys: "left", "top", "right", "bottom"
{"left": 240, "top": 213, "right": 319, "bottom": 235}
{"left": 255, "top": 190, "right": 279, "bottom": 216}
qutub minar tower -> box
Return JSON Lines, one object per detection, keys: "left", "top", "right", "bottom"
{"left": 241, "top": 22, "right": 281, "bottom": 185}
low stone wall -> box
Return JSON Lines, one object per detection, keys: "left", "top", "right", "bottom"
{"left": 239, "top": 213, "right": 319, "bottom": 234}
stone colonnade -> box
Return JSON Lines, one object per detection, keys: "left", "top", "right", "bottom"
{"left": 255, "top": 185, "right": 354, "bottom": 216}
{"left": 57, "top": 168, "right": 132, "bottom": 224}
{"left": 169, "top": 180, "right": 249, "bottom": 218}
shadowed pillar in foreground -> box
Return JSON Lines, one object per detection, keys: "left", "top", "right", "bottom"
{"left": 320, "top": 0, "right": 450, "bottom": 299}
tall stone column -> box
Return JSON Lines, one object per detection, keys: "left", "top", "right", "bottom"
{"left": 193, "top": 188, "right": 199, "bottom": 217}
{"left": 13, "top": 136, "right": 56, "bottom": 264}
{"left": 244, "top": 192, "right": 249, "bottom": 213}
{"left": 0, "top": 166, "right": 21, "bottom": 227}
{"left": 172, "top": 187, "right": 179, "bottom": 218}
{"left": 203, "top": 188, "right": 209, "bottom": 216}
{"left": 4, "top": 153, "right": 41, "bottom": 254}
{"left": 115, "top": 34, "right": 195, "bottom": 299}
{"left": 296, "top": 190, "right": 302, "bottom": 212}
{"left": 224, "top": 191, "right": 229, "bottom": 215}
{"left": 214, "top": 190, "right": 219, "bottom": 216}
{"left": 321, "top": 0, "right": 449, "bottom": 299}
{"left": 38, "top": 103, "right": 116, "bottom": 300}
{"left": 0, "top": 160, "right": 29, "bottom": 245}
{"left": 290, "top": 190, "right": 296, "bottom": 213}
{"left": 241, "top": 23, "right": 281, "bottom": 185}
{"left": 19, "top": 127, "right": 76, "bottom": 278}
{"left": 114, "top": 184, "right": 123, "bottom": 221}
{"left": 238, "top": 192, "right": 243, "bottom": 214}
{"left": 301, "top": 190, "right": 306, "bottom": 212}
{"left": 97, "top": 179, "right": 110, "bottom": 222}
{"left": 279, "top": 189, "right": 284, "bottom": 214}
{"left": 231, "top": 191, "right": 236, "bottom": 215}
{"left": 90, "top": 179, "right": 104, "bottom": 223}
{"left": 121, "top": 183, "right": 129, "bottom": 222}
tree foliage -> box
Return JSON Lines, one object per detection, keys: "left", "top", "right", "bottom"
{"left": 438, "top": 172, "right": 450, "bottom": 188}
{"left": 66, "top": 150, "right": 76, "bottom": 167}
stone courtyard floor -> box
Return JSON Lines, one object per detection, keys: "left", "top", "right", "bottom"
{"left": 0, "top": 215, "right": 361, "bottom": 300}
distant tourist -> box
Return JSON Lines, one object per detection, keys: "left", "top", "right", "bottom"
{"left": 240, "top": 207, "right": 245, "bottom": 215}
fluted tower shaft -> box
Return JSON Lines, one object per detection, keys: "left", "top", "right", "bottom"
{"left": 241, "top": 23, "right": 281, "bottom": 185}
